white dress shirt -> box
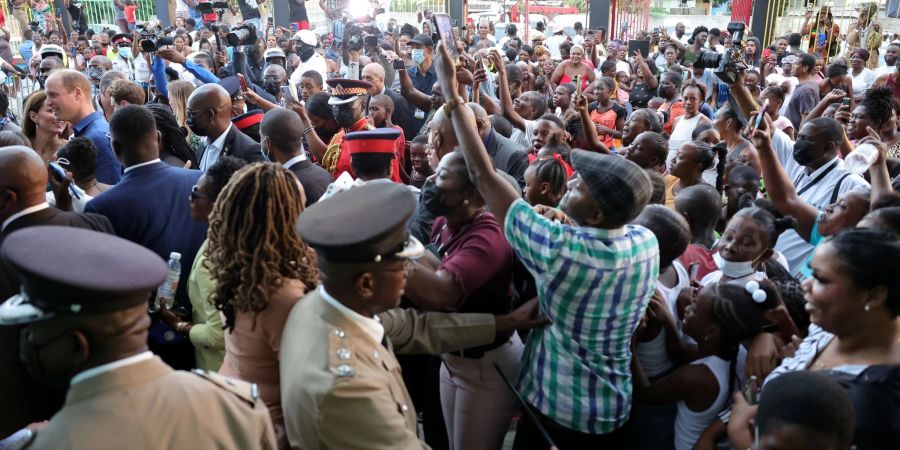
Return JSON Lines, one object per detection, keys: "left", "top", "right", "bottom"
{"left": 318, "top": 286, "right": 384, "bottom": 345}
{"left": 123, "top": 158, "right": 161, "bottom": 174}
{"left": 2, "top": 202, "right": 50, "bottom": 231}
{"left": 282, "top": 153, "right": 308, "bottom": 170}
{"left": 199, "top": 124, "right": 233, "bottom": 172}
{"left": 70, "top": 351, "right": 154, "bottom": 386}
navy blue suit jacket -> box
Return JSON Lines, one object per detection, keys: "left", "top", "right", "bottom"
{"left": 85, "top": 161, "right": 207, "bottom": 311}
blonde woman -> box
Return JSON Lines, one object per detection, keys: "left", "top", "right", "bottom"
{"left": 168, "top": 80, "right": 202, "bottom": 151}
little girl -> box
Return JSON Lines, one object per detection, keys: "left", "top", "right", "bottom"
{"left": 632, "top": 279, "right": 780, "bottom": 450}
{"left": 701, "top": 205, "right": 794, "bottom": 286}
{"left": 523, "top": 155, "right": 568, "bottom": 207}
{"left": 616, "top": 71, "right": 632, "bottom": 105}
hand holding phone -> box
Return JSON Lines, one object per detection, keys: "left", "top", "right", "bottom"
{"left": 433, "top": 13, "right": 459, "bottom": 59}
{"left": 237, "top": 73, "right": 248, "bottom": 92}
{"left": 392, "top": 58, "right": 405, "bottom": 70}
{"left": 689, "top": 263, "right": 700, "bottom": 283}
{"left": 752, "top": 99, "right": 769, "bottom": 135}
{"left": 280, "top": 85, "right": 294, "bottom": 104}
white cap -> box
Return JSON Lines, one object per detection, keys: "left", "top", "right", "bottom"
{"left": 264, "top": 48, "right": 286, "bottom": 60}
{"left": 292, "top": 29, "right": 317, "bottom": 47}
{"left": 40, "top": 44, "right": 65, "bottom": 58}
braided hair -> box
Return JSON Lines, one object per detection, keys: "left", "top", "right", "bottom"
{"left": 528, "top": 156, "right": 569, "bottom": 205}
{"left": 145, "top": 103, "right": 198, "bottom": 168}
{"left": 860, "top": 86, "right": 900, "bottom": 130}
{"left": 207, "top": 163, "right": 319, "bottom": 332}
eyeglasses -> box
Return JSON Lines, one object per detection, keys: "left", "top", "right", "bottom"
{"left": 190, "top": 185, "right": 210, "bottom": 201}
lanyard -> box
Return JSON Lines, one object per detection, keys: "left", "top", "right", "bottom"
{"left": 795, "top": 159, "right": 839, "bottom": 197}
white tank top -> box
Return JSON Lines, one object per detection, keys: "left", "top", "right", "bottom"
{"left": 674, "top": 355, "right": 731, "bottom": 450}
{"left": 666, "top": 113, "right": 703, "bottom": 169}
{"left": 636, "top": 262, "right": 690, "bottom": 378}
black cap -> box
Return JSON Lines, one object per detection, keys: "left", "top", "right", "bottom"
{"left": 411, "top": 33, "right": 434, "bottom": 47}
{"left": 297, "top": 183, "right": 424, "bottom": 263}
{"left": 0, "top": 226, "right": 167, "bottom": 325}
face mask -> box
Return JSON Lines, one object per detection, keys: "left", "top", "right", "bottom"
{"left": 713, "top": 251, "right": 757, "bottom": 279}
{"left": 186, "top": 111, "right": 209, "bottom": 137}
{"left": 297, "top": 45, "right": 315, "bottom": 61}
{"left": 117, "top": 47, "right": 131, "bottom": 59}
{"left": 20, "top": 328, "right": 76, "bottom": 390}
{"left": 792, "top": 138, "right": 817, "bottom": 166}
{"left": 37, "top": 74, "right": 48, "bottom": 88}
{"left": 263, "top": 81, "right": 282, "bottom": 96}
{"left": 87, "top": 66, "right": 104, "bottom": 85}
{"left": 420, "top": 180, "right": 447, "bottom": 216}
{"left": 333, "top": 104, "right": 360, "bottom": 129}
{"left": 411, "top": 49, "right": 426, "bottom": 65}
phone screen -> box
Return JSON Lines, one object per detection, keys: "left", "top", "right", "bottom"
{"left": 237, "top": 74, "right": 248, "bottom": 92}
{"left": 689, "top": 263, "right": 700, "bottom": 283}
{"left": 433, "top": 13, "right": 459, "bottom": 59}
{"left": 575, "top": 75, "right": 583, "bottom": 96}
{"left": 281, "top": 85, "right": 294, "bottom": 104}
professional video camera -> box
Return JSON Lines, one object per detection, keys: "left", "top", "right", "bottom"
{"left": 138, "top": 22, "right": 173, "bottom": 53}
{"left": 226, "top": 21, "right": 258, "bottom": 47}
{"left": 344, "top": 22, "right": 381, "bottom": 52}
{"left": 692, "top": 21, "right": 748, "bottom": 84}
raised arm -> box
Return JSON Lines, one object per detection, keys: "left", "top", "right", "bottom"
{"left": 635, "top": 52, "right": 658, "bottom": 89}
{"left": 750, "top": 113, "right": 820, "bottom": 241}
{"left": 397, "top": 66, "right": 432, "bottom": 112}
{"left": 435, "top": 42, "right": 521, "bottom": 225}
{"left": 574, "top": 94, "right": 611, "bottom": 154}
{"left": 862, "top": 127, "right": 895, "bottom": 207}
{"left": 492, "top": 50, "right": 527, "bottom": 131}
{"left": 801, "top": 89, "right": 845, "bottom": 127}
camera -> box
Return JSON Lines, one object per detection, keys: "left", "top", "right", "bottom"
{"left": 197, "top": 1, "right": 228, "bottom": 14}
{"left": 138, "top": 22, "right": 173, "bottom": 53}
{"left": 345, "top": 22, "right": 381, "bottom": 52}
{"left": 28, "top": 21, "right": 40, "bottom": 33}
{"left": 692, "top": 21, "right": 748, "bottom": 84}
{"left": 226, "top": 22, "right": 258, "bottom": 47}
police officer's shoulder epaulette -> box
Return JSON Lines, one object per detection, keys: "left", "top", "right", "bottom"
{"left": 328, "top": 326, "right": 357, "bottom": 379}
{"left": 191, "top": 369, "right": 261, "bottom": 405}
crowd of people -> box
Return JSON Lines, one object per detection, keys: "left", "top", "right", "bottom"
{"left": 0, "top": 2, "right": 899, "bottom": 449}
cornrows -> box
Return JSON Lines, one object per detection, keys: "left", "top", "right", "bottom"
{"left": 206, "top": 163, "right": 319, "bottom": 332}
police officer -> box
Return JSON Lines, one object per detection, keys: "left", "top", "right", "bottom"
{"left": 280, "top": 183, "right": 546, "bottom": 449}
{"left": 0, "top": 226, "right": 277, "bottom": 449}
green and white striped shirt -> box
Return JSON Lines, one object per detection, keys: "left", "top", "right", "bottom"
{"left": 504, "top": 199, "right": 659, "bottom": 434}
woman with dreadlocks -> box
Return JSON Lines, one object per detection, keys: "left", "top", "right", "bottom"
{"left": 631, "top": 279, "right": 780, "bottom": 450}
{"left": 207, "top": 162, "right": 318, "bottom": 447}
{"left": 846, "top": 2, "right": 883, "bottom": 70}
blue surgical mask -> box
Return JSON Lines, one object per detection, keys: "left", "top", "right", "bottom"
{"left": 411, "top": 49, "right": 425, "bottom": 65}
{"left": 117, "top": 47, "right": 131, "bottom": 59}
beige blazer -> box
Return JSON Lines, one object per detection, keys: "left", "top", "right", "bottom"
{"left": 26, "top": 357, "right": 276, "bottom": 450}
{"left": 280, "top": 291, "right": 497, "bottom": 450}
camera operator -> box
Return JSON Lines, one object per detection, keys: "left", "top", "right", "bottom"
{"left": 288, "top": 30, "right": 326, "bottom": 99}
{"left": 220, "top": 24, "right": 266, "bottom": 87}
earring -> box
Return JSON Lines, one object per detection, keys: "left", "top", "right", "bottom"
{"left": 463, "top": 199, "right": 469, "bottom": 205}
{"left": 864, "top": 303, "right": 871, "bottom": 312}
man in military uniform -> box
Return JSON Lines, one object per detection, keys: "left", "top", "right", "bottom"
{"left": 280, "top": 183, "right": 546, "bottom": 449}
{"left": 0, "top": 226, "right": 277, "bottom": 449}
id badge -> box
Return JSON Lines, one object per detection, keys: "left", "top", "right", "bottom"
{"left": 414, "top": 108, "right": 426, "bottom": 120}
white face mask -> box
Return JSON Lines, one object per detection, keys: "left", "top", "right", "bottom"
{"left": 713, "top": 251, "right": 756, "bottom": 279}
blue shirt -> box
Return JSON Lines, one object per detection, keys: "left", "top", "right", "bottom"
{"left": 73, "top": 112, "right": 122, "bottom": 184}
{"left": 407, "top": 63, "right": 436, "bottom": 96}
{"left": 18, "top": 41, "right": 34, "bottom": 63}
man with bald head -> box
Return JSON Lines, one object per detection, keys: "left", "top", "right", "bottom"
{"left": 45, "top": 69, "right": 122, "bottom": 184}
{"left": 87, "top": 55, "right": 113, "bottom": 88}
{"left": 468, "top": 102, "right": 528, "bottom": 188}
{"left": 260, "top": 108, "right": 331, "bottom": 206}
{"left": 362, "top": 62, "right": 414, "bottom": 140}
{"left": 187, "top": 83, "right": 264, "bottom": 172}
{"left": 261, "top": 64, "right": 288, "bottom": 102}
{"left": 0, "top": 146, "right": 113, "bottom": 434}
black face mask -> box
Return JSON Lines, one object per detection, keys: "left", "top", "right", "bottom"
{"left": 426, "top": 183, "right": 466, "bottom": 217}
{"left": 186, "top": 111, "right": 209, "bottom": 137}
{"left": 792, "top": 138, "right": 818, "bottom": 166}
{"left": 420, "top": 180, "right": 445, "bottom": 216}
{"left": 297, "top": 45, "right": 315, "bottom": 61}
{"left": 333, "top": 104, "right": 360, "bottom": 129}
{"left": 263, "top": 81, "right": 282, "bottom": 97}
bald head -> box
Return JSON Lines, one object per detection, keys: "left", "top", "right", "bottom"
{"left": 264, "top": 64, "right": 287, "bottom": 81}
{"left": 260, "top": 107, "right": 304, "bottom": 161}
{"left": 0, "top": 146, "right": 50, "bottom": 220}
{"left": 362, "top": 63, "right": 386, "bottom": 94}
{"left": 88, "top": 55, "right": 112, "bottom": 71}
{"left": 187, "top": 84, "right": 233, "bottom": 138}
{"left": 466, "top": 102, "right": 492, "bottom": 138}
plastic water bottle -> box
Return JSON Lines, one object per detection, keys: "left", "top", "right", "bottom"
{"left": 151, "top": 252, "right": 181, "bottom": 312}
{"left": 844, "top": 143, "right": 878, "bottom": 175}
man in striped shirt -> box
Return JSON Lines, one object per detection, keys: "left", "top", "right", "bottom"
{"left": 433, "top": 42, "right": 659, "bottom": 448}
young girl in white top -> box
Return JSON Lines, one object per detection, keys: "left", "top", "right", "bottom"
{"left": 631, "top": 279, "right": 780, "bottom": 450}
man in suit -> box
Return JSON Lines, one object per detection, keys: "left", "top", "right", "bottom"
{"left": 471, "top": 103, "right": 529, "bottom": 188}
{"left": 85, "top": 105, "right": 207, "bottom": 370}
{"left": 44, "top": 69, "right": 123, "bottom": 184}
{"left": 280, "top": 183, "right": 546, "bottom": 449}
{"left": 362, "top": 62, "right": 415, "bottom": 142}
{"left": 187, "top": 83, "right": 265, "bottom": 172}
{"left": 259, "top": 108, "right": 331, "bottom": 206}
{"left": 0, "top": 146, "right": 114, "bottom": 436}
{"left": 0, "top": 227, "right": 277, "bottom": 449}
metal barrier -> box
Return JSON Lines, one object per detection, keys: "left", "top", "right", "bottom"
{"left": 78, "top": 0, "right": 157, "bottom": 31}
{"left": 4, "top": 74, "right": 42, "bottom": 121}
{"left": 760, "top": 0, "right": 866, "bottom": 64}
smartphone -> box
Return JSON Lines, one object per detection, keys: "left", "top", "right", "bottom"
{"left": 290, "top": 23, "right": 299, "bottom": 32}
{"left": 743, "top": 376, "right": 758, "bottom": 405}
{"left": 392, "top": 58, "right": 405, "bottom": 70}
{"left": 432, "top": 13, "right": 459, "bottom": 58}
{"left": 752, "top": 99, "right": 769, "bottom": 134}
{"left": 841, "top": 97, "right": 851, "bottom": 107}
{"left": 575, "top": 74, "right": 583, "bottom": 96}
{"left": 280, "top": 85, "right": 294, "bottom": 104}
{"left": 628, "top": 39, "right": 650, "bottom": 58}
{"left": 689, "top": 263, "right": 700, "bottom": 283}
{"left": 762, "top": 48, "right": 772, "bottom": 59}
{"left": 237, "top": 73, "right": 248, "bottom": 92}
{"left": 49, "top": 162, "right": 81, "bottom": 200}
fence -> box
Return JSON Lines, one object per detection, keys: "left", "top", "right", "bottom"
{"left": 759, "top": 0, "right": 870, "bottom": 63}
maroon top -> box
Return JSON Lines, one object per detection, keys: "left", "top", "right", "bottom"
{"left": 431, "top": 212, "right": 514, "bottom": 346}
